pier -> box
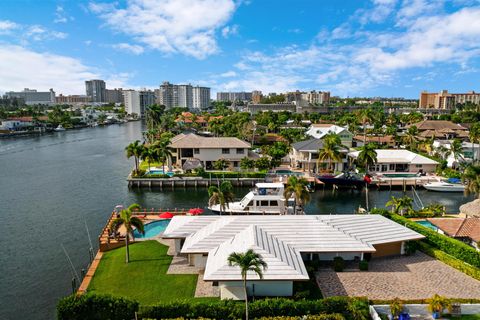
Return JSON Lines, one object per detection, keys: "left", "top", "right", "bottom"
{"left": 127, "top": 176, "right": 265, "bottom": 189}
{"left": 373, "top": 177, "right": 439, "bottom": 191}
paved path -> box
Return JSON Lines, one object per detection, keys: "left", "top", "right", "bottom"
{"left": 316, "top": 252, "right": 480, "bottom": 300}
{"left": 156, "top": 238, "right": 219, "bottom": 298}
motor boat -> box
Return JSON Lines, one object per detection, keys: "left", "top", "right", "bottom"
{"left": 423, "top": 181, "right": 465, "bottom": 192}
{"left": 54, "top": 124, "right": 66, "bottom": 132}
{"left": 317, "top": 172, "right": 370, "bottom": 190}
{"left": 208, "top": 182, "right": 298, "bottom": 215}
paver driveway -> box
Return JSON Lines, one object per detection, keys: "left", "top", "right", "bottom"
{"left": 316, "top": 252, "right": 480, "bottom": 300}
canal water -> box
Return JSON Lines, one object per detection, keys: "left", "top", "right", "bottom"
{"left": 0, "top": 121, "right": 474, "bottom": 320}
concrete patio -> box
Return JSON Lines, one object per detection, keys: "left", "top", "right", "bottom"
{"left": 316, "top": 252, "right": 480, "bottom": 300}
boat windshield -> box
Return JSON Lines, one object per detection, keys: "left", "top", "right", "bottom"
{"left": 239, "top": 193, "right": 254, "bottom": 207}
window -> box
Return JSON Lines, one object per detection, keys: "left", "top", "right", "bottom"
{"left": 222, "top": 148, "right": 230, "bottom": 154}
{"left": 415, "top": 164, "right": 423, "bottom": 168}
{"left": 233, "top": 161, "right": 239, "bottom": 167}
{"left": 270, "top": 200, "right": 278, "bottom": 206}
{"left": 389, "top": 164, "right": 395, "bottom": 171}
{"left": 260, "top": 200, "right": 269, "bottom": 206}
{"left": 236, "top": 148, "right": 244, "bottom": 154}
{"left": 381, "top": 164, "right": 388, "bottom": 172}
{"left": 194, "top": 148, "right": 200, "bottom": 154}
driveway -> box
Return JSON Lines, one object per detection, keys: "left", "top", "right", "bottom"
{"left": 316, "top": 252, "right": 480, "bottom": 300}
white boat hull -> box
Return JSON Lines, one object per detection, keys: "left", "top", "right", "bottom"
{"left": 423, "top": 183, "right": 465, "bottom": 192}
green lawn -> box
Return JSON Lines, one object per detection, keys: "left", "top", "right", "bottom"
{"left": 88, "top": 241, "right": 199, "bottom": 305}
{"left": 139, "top": 161, "right": 164, "bottom": 171}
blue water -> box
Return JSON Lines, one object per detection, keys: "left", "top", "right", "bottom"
{"left": 146, "top": 169, "right": 174, "bottom": 177}
{"left": 133, "top": 219, "right": 170, "bottom": 238}
{"left": 275, "top": 170, "right": 304, "bottom": 176}
{"left": 416, "top": 220, "right": 438, "bottom": 231}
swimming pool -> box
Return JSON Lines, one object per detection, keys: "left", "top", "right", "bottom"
{"left": 275, "top": 170, "right": 304, "bottom": 176}
{"left": 133, "top": 219, "right": 170, "bottom": 238}
{"left": 146, "top": 169, "right": 175, "bottom": 177}
{"left": 416, "top": 220, "right": 438, "bottom": 231}
{"left": 383, "top": 173, "right": 418, "bottom": 178}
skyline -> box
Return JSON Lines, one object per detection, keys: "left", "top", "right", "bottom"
{"left": 0, "top": 0, "right": 479, "bottom": 98}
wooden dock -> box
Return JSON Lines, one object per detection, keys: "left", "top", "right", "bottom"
{"left": 373, "top": 177, "right": 439, "bottom": 191}
{"left": 127, "top": 176, "right": 264, "bottom": 189}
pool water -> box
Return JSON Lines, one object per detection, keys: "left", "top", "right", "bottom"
{"left": 275, "top": 170, "right": 304, "bottom": 176}
{"left": 383, "top": 173, "right": 418, "bottom": 178}
{"left": 416, "top": 220, "right": 438, "bottom": 231}
{"left": 146, "top": 170, "right": 174, "bottom": 177}
{"left": 133, "top": 219, "right": 171, "bottom": 238}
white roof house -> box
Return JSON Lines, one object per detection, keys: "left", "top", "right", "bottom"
{"left": 348, "top": 149, "right": 438, "bottom": 165}
{"left": 306, "top": 124, "right": 350, "bottom": 139}
{"left": 163, "top": 215, "right": 423, "bottom": 285}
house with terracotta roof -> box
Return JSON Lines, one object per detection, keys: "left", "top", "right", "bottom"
{"left": 163, "top": 215, "right": 424, "bottom": 300}
{"left": 406, "top": 120, "right": 469, "bottom": 140}
{"left": 427, "top": 217, "right": 480, "bottom": 249}
{"left": 169, "top": 133, "right": 252, "bottom": 170}
{"left": 175, "top": 112, "right": 223, "bottom": 128}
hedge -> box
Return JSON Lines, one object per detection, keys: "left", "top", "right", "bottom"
{"left": 387, "top": 213, "right": 480, "bottom": 268}
{"left": 57, "top": 294, "right": 139, "bottom": 320}
{"left": 139, "top": 297, "right": 368, "bottom": 320}
{"left": 134, "top": 171, "right": 267, "bottom": 179}
{"left": 417, "top": 241, "right": 480, "bottom": 281}
{"left": 255, "top": 315, "right": 345, "bottom": 320}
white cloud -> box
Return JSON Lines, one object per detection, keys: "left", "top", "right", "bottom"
{"left": 219, "top": 70, "right": 237, "bottom": 77}
{"left": 24, "top": 25, "right": 68, "bottom": 41}
{"left": 112, "top": 43, "right": 144, "bottom": 55}
{"left": 54, "top": 5, "right": 73, "bottom": 23}
{"left": 221, "top": 24, "right": 239, "bottom": 38}
{"left": 0, "top": 20, "right": 19, "bottom": 34}
{"left": 0, "top": 45, "right": 128, "bottom": 94}
{"left": 89, "top": 0, "right": 237, "bottom": 59}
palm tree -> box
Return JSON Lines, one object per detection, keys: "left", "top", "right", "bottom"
{"left": 213, "top": 158, "right": 230, "bottom": 171}
{"left": 153, "top": 138, "right": 172, "bottom": 173}
{"left": 462, "top": 164, "right": 480, "bottom": 198}
{"left": 469, "top": 123, "right": 480, "bottom": 161}
{"left": 386, "top": 196, "right": 414, "bottom": 215}
{"left": 208, "top": 181, "right": 235, "bottom": 215}
{"left": 359, "top": 109, "right": 372, "bottom": 144}
{"left": 143, "top": 128, "right": 159, "bottom": 144}
{"left": 402, "top": 126, "right": 419, "bottom": 150}
{"left": 227, "top": 249, "right": 267, "bottom": 320}
{"left": 141, "top": 145, "right": 157, "bottom": 172}
{"left": 125, "top": 140, "right": 144, "bottom": 174}
{"left": 110, "top": 203, "right": 145, "bottom": 263}
{"left": 283, "top": 176, "right": 310, "bottom": 215}
{"left": 357, "top": 143, "right": 378, "bottom": 173}
{"left": 450, "top": 139, "right": 464, "bottom": 167}
{"left": 146, "top": 104, "right": 164, "bottom": 131}
{"left": 318, "top": 133, "right": 342, "bottom": 173}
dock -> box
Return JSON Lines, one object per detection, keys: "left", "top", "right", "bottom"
{"left": 373, "top": 176, "right": 439, "bottom": 191}
{"left": 127, "top": 176, "right": 265, "bottom": 189}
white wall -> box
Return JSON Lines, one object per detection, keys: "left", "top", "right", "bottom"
{"left": 219, "top": 281, "right": 293, "bottom": 300}
{"left": 192, "top": 253, "right": 208, "bottom": 268}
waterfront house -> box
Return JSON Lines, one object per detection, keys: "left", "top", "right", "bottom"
{"left": 162, "top": 215, "right": 423, "bottom": 300}
{"left": 169, "top": 133, "right": 251, "bottom": 170}
{"left": 432, "top": 140, "right": 480, "bottom": 165}
{"left": 353, "top": 135, "right": 396, "bottom": 148}
{"left": 406, "top": 120, "right": 469, "bottom": 140}
{"left": 347, "top": 149, "right": 439, "bottom": 174}
{"left": 289, "top": 138, "right": 348, "bottom": 172}
{"left": 305, "top": 124, "right": 353, "bottom": 147}
{"left": 175, "top": 112, "right": 223, "bottom": 129}
{"left": 426, "top": 218, "right": 480, "bottom": 250}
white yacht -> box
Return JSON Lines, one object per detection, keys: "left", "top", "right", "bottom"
{"left": 54, "top": 124, "right": 66, "bottom": 132}
{"left": 208, "top": 182, "right": 298, "bottom": 215}
{"left": 423, "top": 181, "right": 465, "bottom": 192}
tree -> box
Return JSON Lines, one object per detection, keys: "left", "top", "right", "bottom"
{"left": 469, "top": 123, "right": 480, "bottom": 161}
{"left": 386, "top": 196, "right": 414, "bottom": 215}
{"left": 402, "top": 125, "right": 419, "bottom": 150}
{"left": 427, "top": 294, "right": 450, "bottom": 317}
{"left": 318, "top": 133, "right": 342, "bottom": 172}
{"left": 266, "top": 141, "right": 290, "bottom": 161}
{"left": 125, "top": 140, "right": 144, "bottom": 174}
{"left": 110, "top": 203, "right": 145, "bottom": 263}
{"left": 255, "top": 157, "right": 273, "bottom": 171}
{"left": 227, "top": 249, "right": 267, "bottom": 320}
{"left": 141, "top": 145, "right": 157, "bottom": 172}
{"left": 283, "top": 176, "right": 310, "bottom": 215}
{"left": 240, "top": 157, "right": 255, "bottom": 171}
{"left": 146, "top": 104, "right": 165, "bottom": 131}
{"left": 208, "top": 181, "right": 235, "bottom": 215}
{"left": 152, "top": 137, "right": 172, "bottom": 173}
{"left": 213, "top": 158, "right": 230, "bottom": 171}
{"left": 450, "top": 139, "right": 464, "bottom": 166}
{"left": 389, "top": 298, "right": 404, "bottom": 319}
{"left": 357, "top": 143, "right": 378, "bottom": 172}
{"left": 97, "top": 113, "right": 107, "bottom": 124}
{"left": 462, "top": 164, "right": 480, "bottom": 198}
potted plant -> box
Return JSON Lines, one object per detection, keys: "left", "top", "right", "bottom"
{"left": 427, "top": 294, "right": 450, "bottom": 319}
{"left": 389, "top": 298, "right": 404, "bottom": 319}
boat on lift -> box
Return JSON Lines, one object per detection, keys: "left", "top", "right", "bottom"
{"left": 423, "top": 179, "right": 465, "bottom": 192}
{"left": 317, "top": 172, "right": 370, "bottom": 190}
{"left": 208, "top": 182, "right": 298, "bottom": 215}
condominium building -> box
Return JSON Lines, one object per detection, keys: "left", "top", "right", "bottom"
{"left": 245, "top": 103, "right": 296, "bottom": 115}
{"left": 419, "top": 90, "right": 480, "bottom": 109}
{"left": 286, "top": 90, "right": 330, "bottom": 106}
{"left": 216, "top": 91, "right": 253, "bottom": 102}
{"left": 56, "top": 94, "right": 91, "bottom": 105}
{"left": 85, "top": 79, "right": 106, "bottom": 103}
{"left": 5, "top": 88, "right": 55, "bottom": 105}
{"left": 252, "top": 90, "right": 263, "bottom": 103}
{"left": 123, "top": 90, "right": 141, "bottom": 116}
{"left": 139, "top": 90, "right": 156, "bottom": 117}
{"left": 155, "top": 82, "right": 210, "bottom": 109}
{"left": 105, "top": 88, "right": 124, "bottom": 104}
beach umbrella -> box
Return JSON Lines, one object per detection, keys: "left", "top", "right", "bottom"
{"left": 159, "top": 212, "right": 174, "bottom": 219}
{"left": 188, "top": 208, "right": 204, "bottom": 215}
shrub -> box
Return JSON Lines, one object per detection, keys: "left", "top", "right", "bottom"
{"left": 389, "top": 298, "right": 404, "bottom": 319}
{"left": 404, "top": 241, "right": 418, "bottom": 255}
{"left": 359, "top": 260, "right": 368, "bottom": 271}
{"left": 333, "top": 257, "right": 344, "bottom": 272}
{"left": 256, "top": 315, "right": 345, "bottom": 320}
{"left": 57, "top": 294, "right": 139, "bottom": 320}
{"left": 389, "top": 214, "right": 480, "bottom": 268}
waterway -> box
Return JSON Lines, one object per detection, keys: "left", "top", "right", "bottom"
{"left": 0, "top": 121, "right": 474, "bottom": 320}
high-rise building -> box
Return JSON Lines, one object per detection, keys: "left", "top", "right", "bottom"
{"left": 216, "top": 91, "right": 253, "bottom": 102}
{"left": 123, "top": 90, "right": 141, "bottom": 116}
{"left": 139, "top": 90, "right": 156, "bottom": 117}
{"left": 85, "top": 79, "right": 106, "bottom": 103}
{"left": 419, "top": 90, "right": 480, "bottom": 109}
{"left": 252, "top": 90, "right": 263, "bottom": 103}
{"left": 105, "top": 88, "right": 124, "bottom": 103}
{"left": 5, "top": 88, "right": 55, "bottom": 105}
{"left": 192, "top": 86, "right": 210, "bottom": 109}
{"left": 155, "top": 82, "right": 210, "bottom": 109}
{"left": 55, "top": 94, "right": 91, "bottom": 105}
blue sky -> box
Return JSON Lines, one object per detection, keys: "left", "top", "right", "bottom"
{"left": 1, "top": 0, "right": 480, "bottom": 98}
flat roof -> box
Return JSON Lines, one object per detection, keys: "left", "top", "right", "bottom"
{"left": 256, "top": 183, "right": 284, "bottom": 188}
